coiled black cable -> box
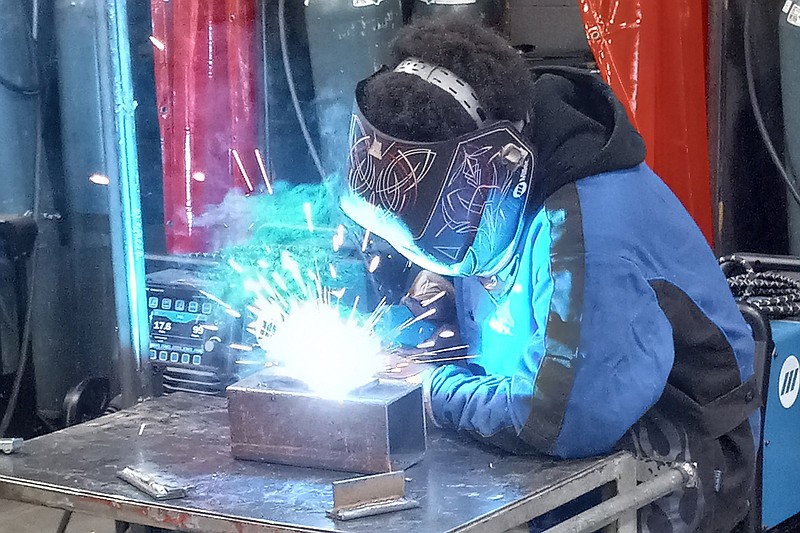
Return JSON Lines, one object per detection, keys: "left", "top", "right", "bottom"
{"left": 720, "top": 254, "right": 800, "bottom": 318}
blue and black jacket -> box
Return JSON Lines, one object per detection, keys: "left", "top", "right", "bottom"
{"left": 424, "top": 67, "right": 758, "bottom": 532}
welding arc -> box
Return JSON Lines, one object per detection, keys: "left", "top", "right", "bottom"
{"left": 278, "top": 0, "right": 327, "bottom": 181}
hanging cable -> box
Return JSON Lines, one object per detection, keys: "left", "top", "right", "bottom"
{"left": 277, "top": 0, "right": 328, "bottom": 181}
{"left": 743, "top": 0, "right": 800, "bottom": 207}
{"left": 0, "top": 0, "right": 43, "bottom": 438}
{"left": 0, "top": 74, "right": 38, "bottom": 96}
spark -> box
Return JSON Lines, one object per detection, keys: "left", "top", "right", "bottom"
{"left": 281, "top": 251, "right": 308, "bottom": 296}
{"left": 199, "top": 290, "right": 234, "bottom": 311}
{"left": 330, "top": 288, "right": 346, "bottom": 300}
{"left": 232, "top": 148, "right": 254, "bottom": 192}
{"left": 229, "top": 343, "right": 253, "bottom": 351}
{"left": 200, "top": 324, "right": 219, "bottom": 331}
{"left": 329, "top": 263, "right": 338, "bottom": 279}
{"left": 149, "top": 35, "right": 166, "bottom": 51}
{"left": 416, "top": 340, "right": 436, "bottom": 349}
{"left": 361, "top": 230, "right": 371, "bottom": 252}
{"left": 408, "top": 354, "right": 478, "bottom": 364}
{"left": 270, "top": 271, "right": 288, "bottom": 291}
{"left": 439, "top": 329, "right": 455, "bottom": 338}
{"left": 235, "top": 359, "right": 267, "bottom": 365}
{"left": 254, "top": 148, "right": 273, "bottom": 194}
{"left": 89, "top": 173, "right": 109, "bottom": 185}
{"left": 138, "top": 423, "right": 147, "bottom": 436}
{"left": 348, "top": 295, "right": 361, "bottom": 325}
{"left": 421, "top": 290, "right": 447, "bottom": 308}
{"left": 409, "top": 344, "right": 470, "bottom": 358}
{"left": 392, "top": 308, "right": 437, "bottom": 338}
{"left": 368, "top": 255, "right": 381, "bottom": 273}
{"left": 228, "top": 258, "right": 245, "bottom": 273}
{"left": 303, "top": 202, "right": 314, "bottom": 233}
{"left": 184, "top": 130, "right": 193, "bottom": 227}
{"left": 332, "top": 225, "right": 346, "bottom": 252}
{"left": 192, "top": 171, "right": 206, "bottom": 182}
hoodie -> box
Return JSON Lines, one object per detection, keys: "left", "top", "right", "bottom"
{"left": 425, "top": 67, "right": 758, "bottom": 532}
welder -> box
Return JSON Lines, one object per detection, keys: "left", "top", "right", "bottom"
{"left": 337, "top": 15, "right": 758, "bottom": 533}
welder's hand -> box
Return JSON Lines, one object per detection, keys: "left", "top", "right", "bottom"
{"left": 402, "top": 271, "right": 456, "bottom": 323}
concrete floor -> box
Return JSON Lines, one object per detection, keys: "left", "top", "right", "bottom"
{"left": 0, "top": 499, "right": 116, "bottom": 533}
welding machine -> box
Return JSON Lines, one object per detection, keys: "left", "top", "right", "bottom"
{"left": 722, "top": 254, "right": 800, "bottom": 531}
{"left": 146, "top": 269, "right": 256, "bottom": 396}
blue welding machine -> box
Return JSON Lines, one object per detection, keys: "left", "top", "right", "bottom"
{"left": 762, "top": 319, "right": 800, "bottom": 529}
{"left": 725, "top": 254, "right": 800, "bottom": 531}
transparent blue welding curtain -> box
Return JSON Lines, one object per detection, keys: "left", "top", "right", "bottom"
{"left": 0, "top": 0, "right": 38, "bottom": 215}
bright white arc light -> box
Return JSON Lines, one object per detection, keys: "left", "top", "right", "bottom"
{"left": 259, "top": 301, "right": 383, "bottom": 399}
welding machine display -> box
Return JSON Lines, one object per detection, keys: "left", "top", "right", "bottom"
{"left": 146, "top": 269, "right": 248, "bottom": 395}
{"left": 147, "top": 294, "right": 214, "bottom": 367}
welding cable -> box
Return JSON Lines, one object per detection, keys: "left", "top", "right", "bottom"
{"left": 0, "top": 74, "right": 39, "bottom": 96}
{"left": 277, "top": 0, "right": 328, "bottom": 181}
{"left": 720, "top": 255, "right": 800, "bottom": 318}
{"left": 55, "top": 511, "right": 72, "bottom": 533}
{"left": 0, "top": 1, "right": 40, "bottom": 96}
{"left": 0, "top": 4, "right": 42, "bottom": 438}
{"left": 743, "top": 0, "right": 800, "bottom": 207}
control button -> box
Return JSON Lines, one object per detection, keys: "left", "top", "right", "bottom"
{"left": 149, "top": 349, "right": 157, "bottom": 360}
{"left": 159, "top": 351, "right": 168, "bottom": 361}
{"left": 201, "top": 302, "right": 213, "bottom": 315}
{"left": 148, "top": 297, "right": 159, "bottom": 309}
{"left": 188, "top": 301, "right": 199, "bottom": 313}
{"left": 181, "top": 353, "right": 191, "bottom": 364}
{"left": 162, "top": 298, "right": 172, "bottom": 310}
{"left": 170, "top": 352, "right": 179, "bottom": 362}
{"left": 192, "top": 355, "right": 202, "bottom": 365}
{"left": 175, "top": 300, "right": 186, "bottom": 311}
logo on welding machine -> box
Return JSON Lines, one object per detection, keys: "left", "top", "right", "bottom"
{"left": 778, "top": 355, "right": 800, "bottom": 409}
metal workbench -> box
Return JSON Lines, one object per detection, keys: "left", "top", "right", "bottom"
{"left": 0, "top": 393, "right": 645, "bottom": 533}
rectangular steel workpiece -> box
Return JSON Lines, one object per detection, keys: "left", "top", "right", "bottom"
{"left": 227, "top": 371, "right": 426, "bottom": 474}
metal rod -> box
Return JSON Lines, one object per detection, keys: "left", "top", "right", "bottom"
{"left": 98, "top": 0, "right": 151, "bottom": 405}
{"left": 542, "top": 464, "right": 694, "bottom": 533}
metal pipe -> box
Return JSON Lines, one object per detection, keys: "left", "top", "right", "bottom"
{"left": 543, "top": 463, "right": 696, "bottom": 533}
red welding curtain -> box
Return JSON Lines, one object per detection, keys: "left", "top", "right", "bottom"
{"left": 151, "top": 0, "right": 262, "bottom": 254}
{"left": 579, "top": 0, "right": 714, "bottom": 245}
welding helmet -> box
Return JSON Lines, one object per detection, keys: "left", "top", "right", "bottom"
{"left": 339, "top": 59, "right": 535, "bottom": 278}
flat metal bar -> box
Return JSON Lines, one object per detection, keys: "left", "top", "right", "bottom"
{"left": 0, "top": 476, "right": 324, "bottom": 533}
{"left": 332, "top": 472, "right": 405, "bottom": 509}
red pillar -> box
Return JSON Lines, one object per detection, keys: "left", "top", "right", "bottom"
{"left": 150, "top": 0, "right": 262, "bottom": 254}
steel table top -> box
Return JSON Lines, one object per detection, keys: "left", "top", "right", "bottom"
{"left": 0, "top": 393, "right": 635, "bottom": 532}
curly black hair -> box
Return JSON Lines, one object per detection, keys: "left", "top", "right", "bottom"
{"left": 359, "top": 15, "right": 534, "bottom": 143}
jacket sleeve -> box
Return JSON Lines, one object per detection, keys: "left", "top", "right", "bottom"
{"left": 426, "top": 252, "right": 675, "bottom": 458}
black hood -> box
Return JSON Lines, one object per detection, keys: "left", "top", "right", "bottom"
{"left": 524, "top": 66, "right": 646, "bottom": 210}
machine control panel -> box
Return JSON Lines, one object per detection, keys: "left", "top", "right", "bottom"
{"left": 145, "top": 269, "right": 250, "bottom": 395}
